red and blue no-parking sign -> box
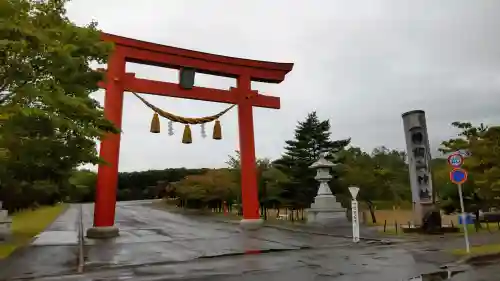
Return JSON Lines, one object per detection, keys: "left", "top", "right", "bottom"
{"left": 450, "top": 168, "right": 468, "bottom": 184}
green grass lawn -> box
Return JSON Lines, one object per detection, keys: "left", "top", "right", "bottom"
{"left": 461, "top": 222, "right": 500, "bottom": 233}
{"left": 375, "top": 222, "right": 500, "bottom": 237}
{"left": 451, "top": 243, "right": 500, "bottom": 256}
{"left": 0, "top": 204, "right": 67, "bottom": 259}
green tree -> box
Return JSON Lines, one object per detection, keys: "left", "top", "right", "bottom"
{"left": 68, "top": 169, "right": 97, "bottom": 202}
{"left": 117, "top": 168, "right": 208, "bottom": 201}
{"left": 336, "top": 146, "right": 411, "bottom": 223}
{"left": 275, "top": 112, "right": 350, "bottom": 208}
{"left": 439, "top": 121, "right": 500, "bottom": 225}
{"left": 173, "top": 169, "right": 238, "bottom": 209}
{"left": 371, "top": 146, "right": 410, "bottom": 204}
{"left": 337, "top": 147, "right": 379, "bottom": 222}
{"left": 261, "top": 166, "right": 290, "bottom": 208}
{"left": 0, "top": 0, "right": 116, "bottom": 211}
{"left": 225, "top": 150, "right": 290, "bottom": 217}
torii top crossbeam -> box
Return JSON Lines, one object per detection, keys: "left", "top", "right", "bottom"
{"left": 99, "top": 33, "right": 293, "bottom": 108}
{"left": 101, "top": 33, "right": 292, "bottom": 82}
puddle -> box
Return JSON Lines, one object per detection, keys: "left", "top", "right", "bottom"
{"left": 407, "top": 270, "right": 465, "bottom": 280}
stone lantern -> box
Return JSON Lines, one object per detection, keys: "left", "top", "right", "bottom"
{"left": 306, "top": 153, "right": 348, "bottom": 225}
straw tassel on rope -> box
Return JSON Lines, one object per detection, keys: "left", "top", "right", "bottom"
{"left": 133, "top": 92, "right": 236, "bottom": 143}
{"left": 182, "top": 124, "right": 192, "bottom": 144}
{"left": 213, "top": 120, "right": 222, "bottom": 140}
{"left": 150, "top": 113, "right": 160, "bottom": 133}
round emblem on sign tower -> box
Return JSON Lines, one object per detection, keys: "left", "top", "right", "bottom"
{"left": 447, "top": 153, "right": 464, "bottom": 168}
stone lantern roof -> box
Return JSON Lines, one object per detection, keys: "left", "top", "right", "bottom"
{"left": 309, "top": 152, "right": 336, "bottom": 169}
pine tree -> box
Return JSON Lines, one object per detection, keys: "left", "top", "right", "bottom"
{"left": 275, "top": 112, "right": 350, "bottom": 208}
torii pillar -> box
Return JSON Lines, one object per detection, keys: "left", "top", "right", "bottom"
{"left": 86, "top": 33, "right": 293, "bottom": 238}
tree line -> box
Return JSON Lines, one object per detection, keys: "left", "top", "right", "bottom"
{"left": 164, "top": 112, "right": 415, "bottom": 220}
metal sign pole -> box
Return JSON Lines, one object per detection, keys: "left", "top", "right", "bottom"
{"left": 457, "top": 183, "right": 470, "bottom": 253}
{"left": 448, "top": 153, "right": 470, "bottom": 254}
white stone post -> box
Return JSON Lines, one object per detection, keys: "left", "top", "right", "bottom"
{"left": 349, "top": 186, "right": 360, "bottom": 243}
{"left": 0, "top": 201, "right": 12, "bottom": 239}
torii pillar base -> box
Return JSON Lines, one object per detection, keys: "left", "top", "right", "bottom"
{"left": 86, "top": 226, "right": 120, "bottom": 239}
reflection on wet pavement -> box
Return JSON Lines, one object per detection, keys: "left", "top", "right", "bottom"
{"left": 3, "top": 201, "right": 500, "bottom": 280}
{"left": 81, "top": 202, "right": 357, "bottom": 271}
{"left": 24, "top": 247, "right": 437, "bottom": 280}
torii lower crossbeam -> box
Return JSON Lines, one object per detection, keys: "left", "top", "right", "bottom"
{"left": 87, "top": 33, "right": 293, "bottom": 239}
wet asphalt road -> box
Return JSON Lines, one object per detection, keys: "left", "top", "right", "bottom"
{"left": 0, "top": 201, "right": 499, "bottom": 280}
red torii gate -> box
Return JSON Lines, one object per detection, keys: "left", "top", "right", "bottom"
{"left": 86, "top": 33, "right": 293, "bottom": 238}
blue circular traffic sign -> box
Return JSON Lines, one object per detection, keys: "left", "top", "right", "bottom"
{"left": 450, "top": 168, "right": 468, "bottom": 184}
{"left": 448, "top": 153, "right": 464, "bottom": 168}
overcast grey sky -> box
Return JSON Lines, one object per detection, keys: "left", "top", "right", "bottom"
{"left": 66, "top": 0, "right": 500, "bottom": 172}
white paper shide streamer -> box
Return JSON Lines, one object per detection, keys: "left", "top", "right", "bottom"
{"left": 168, "top": 121, "right": 174, "bottom": 136}
{"left": 201, "top": 123, "right": 207, "bottom": 138}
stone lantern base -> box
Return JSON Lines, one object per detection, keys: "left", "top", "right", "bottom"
{"left": 305, "top": 153, "right": 350, "bottom": 226}
{"left": 306, "top": 194, "right": 348, "bottom": 225}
